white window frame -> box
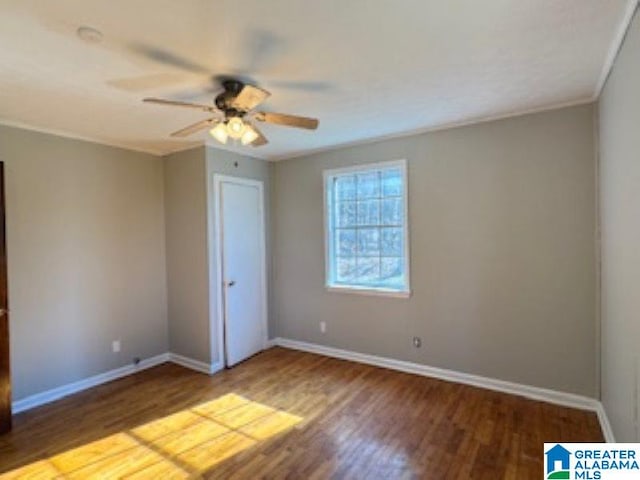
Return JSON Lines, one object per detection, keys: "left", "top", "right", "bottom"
{"left": 323, "top": 159, "right": 411, "bottom": 298}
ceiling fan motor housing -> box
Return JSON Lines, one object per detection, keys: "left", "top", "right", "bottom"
{"left": 215, "top": 79, "right": 246, "bottom": 116}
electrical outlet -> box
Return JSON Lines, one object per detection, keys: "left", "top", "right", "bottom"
{"left": 412, "top": 336, "right": 422, "bottom": 348}
{"left": 112, "top": 340, "right": 121, "bottom": 353}
{"left": 320, "top": 321, "right": 327, "bottom": 333}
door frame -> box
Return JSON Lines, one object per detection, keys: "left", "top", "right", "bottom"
{"left": 0, "top": 162, "right": 10, "bottom": 433}
{"left": 211, "top": 174, "right": 268, "bottom": 368}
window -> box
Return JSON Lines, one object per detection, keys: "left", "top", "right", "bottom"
{"left": 324, "top": 160, "right": 410, "bottom": 297}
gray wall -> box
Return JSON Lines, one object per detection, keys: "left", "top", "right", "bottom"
{"left": 164, "top": 146, "right": 272, "bottom": 365}
{"left": 599, "top": 8, "right": 640, "bottom": 442}
{"left": 164, "top": 147, "right": 211, "bottom": 363}
{"left": 272, "top": 104, "right": 597, "bottom": 396}
{"left": 0, "top": 124, "right": 168, "bottom": 400}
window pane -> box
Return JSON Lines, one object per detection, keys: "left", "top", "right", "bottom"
{"left": 356, "top": 172, "right": 380, "bottom": 199}
{"left": 326, "top": 162, "right": 408, "bottom": 293}
{"left": 337, "top": 201, "right": 356, "bottom": 227}
{"left": 336, "top": 175, "right": 356, "bottom": 200}
{"left": 381, "top": 197, "right": 402, "bottom": 225}
{"left": 381, "top": 227, "right": 402, "bottom": 256}
{"left": 357, "top": 228, "right": 380, "bottom": 256}
{"left": 381, "top": 257, "right": 403, "bottom": 284}
{"left": 382, "top": 169, "right": 402, "bottom": 196}
{"left": 336, "top": 257, "right": 357, "bottom": 283}
{"left": 336, "top": 229, "right": 356, "bottom": 256}
{"left": 356, "top": 257, "right": 380, "bottom": 285}
{"left": 356, "top": 199, "right": 380, "bottom": 226}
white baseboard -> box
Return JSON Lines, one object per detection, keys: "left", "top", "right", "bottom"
{"left": 12, "top": 353, "right": 170, "bottom": 414}
{"left": 12, "top": 352, "right": 224, "bottom": 414}
{"left": 272, "top": 337, "right": 615, "bottom": 440}
{"left": 168, "top": 352, "right": 223, "bottom": 375}
{"left": 11, "top": 339, "right": 617, "bottom": 443}
{"left": 595, "top": 402, "right": 616, "bottom": 442}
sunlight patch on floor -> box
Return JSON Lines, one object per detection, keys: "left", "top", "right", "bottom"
{"left": 0, "top": 393, "right": 302, "bottom": 479}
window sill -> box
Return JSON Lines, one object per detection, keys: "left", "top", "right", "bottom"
{"left": 325, "top": 285, "right": 411, "bottom": 299}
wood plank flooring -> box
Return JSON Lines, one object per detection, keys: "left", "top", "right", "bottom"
{"left": 0, "top": 347, "right": 603, "bottom": 479}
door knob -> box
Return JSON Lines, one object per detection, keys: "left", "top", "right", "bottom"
{"left": 0, "top": 308, "right": 7, "bottom": 317}
{"left": 226, "top": 280, "right": 236, "bottom": 287}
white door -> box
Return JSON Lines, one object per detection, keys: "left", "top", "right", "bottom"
{"left": 218, "top": 177, "right": 266, "bottom": 367}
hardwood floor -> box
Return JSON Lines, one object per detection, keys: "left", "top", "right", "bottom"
{"left": 0, "top": 347, "right": 603, "bottom": 479}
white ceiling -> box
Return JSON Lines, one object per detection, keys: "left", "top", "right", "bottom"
{"left": 0, "top": 0, "right": 636, "bottom": 160}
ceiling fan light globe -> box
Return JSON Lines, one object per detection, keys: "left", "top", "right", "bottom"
{"left": 210, "top": 123, "right": 228, "bottom": 144}
{"left": 227, "top": 117, "right": 246, "bottom": 139}
{"left": 241, "top": 126, "right": 260, "bottom": 145}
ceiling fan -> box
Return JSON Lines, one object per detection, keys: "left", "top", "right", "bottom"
{"left": 143, "top": 79, "right": 319, "bottom": 147}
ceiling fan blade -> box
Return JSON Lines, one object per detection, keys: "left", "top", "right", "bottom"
{"left": 144, "top": 97, "right": 216, "bottom": 112}
{"left": 108, "top": 73, "right": 192, "bottom": 92}
{"left": 230, "top": 85, "right": 271, "bottom": 111}
{"left": 170, "top": 118, "right": 218, "bottom": 137}
{"left": 129, "top": 43, "right": 210, "bottom": 74}
{"left": 255, "top": 111, "right": 318, "bottom": 130}
{"left": 250, "top": 124, "right": 269, "bottom": 146}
